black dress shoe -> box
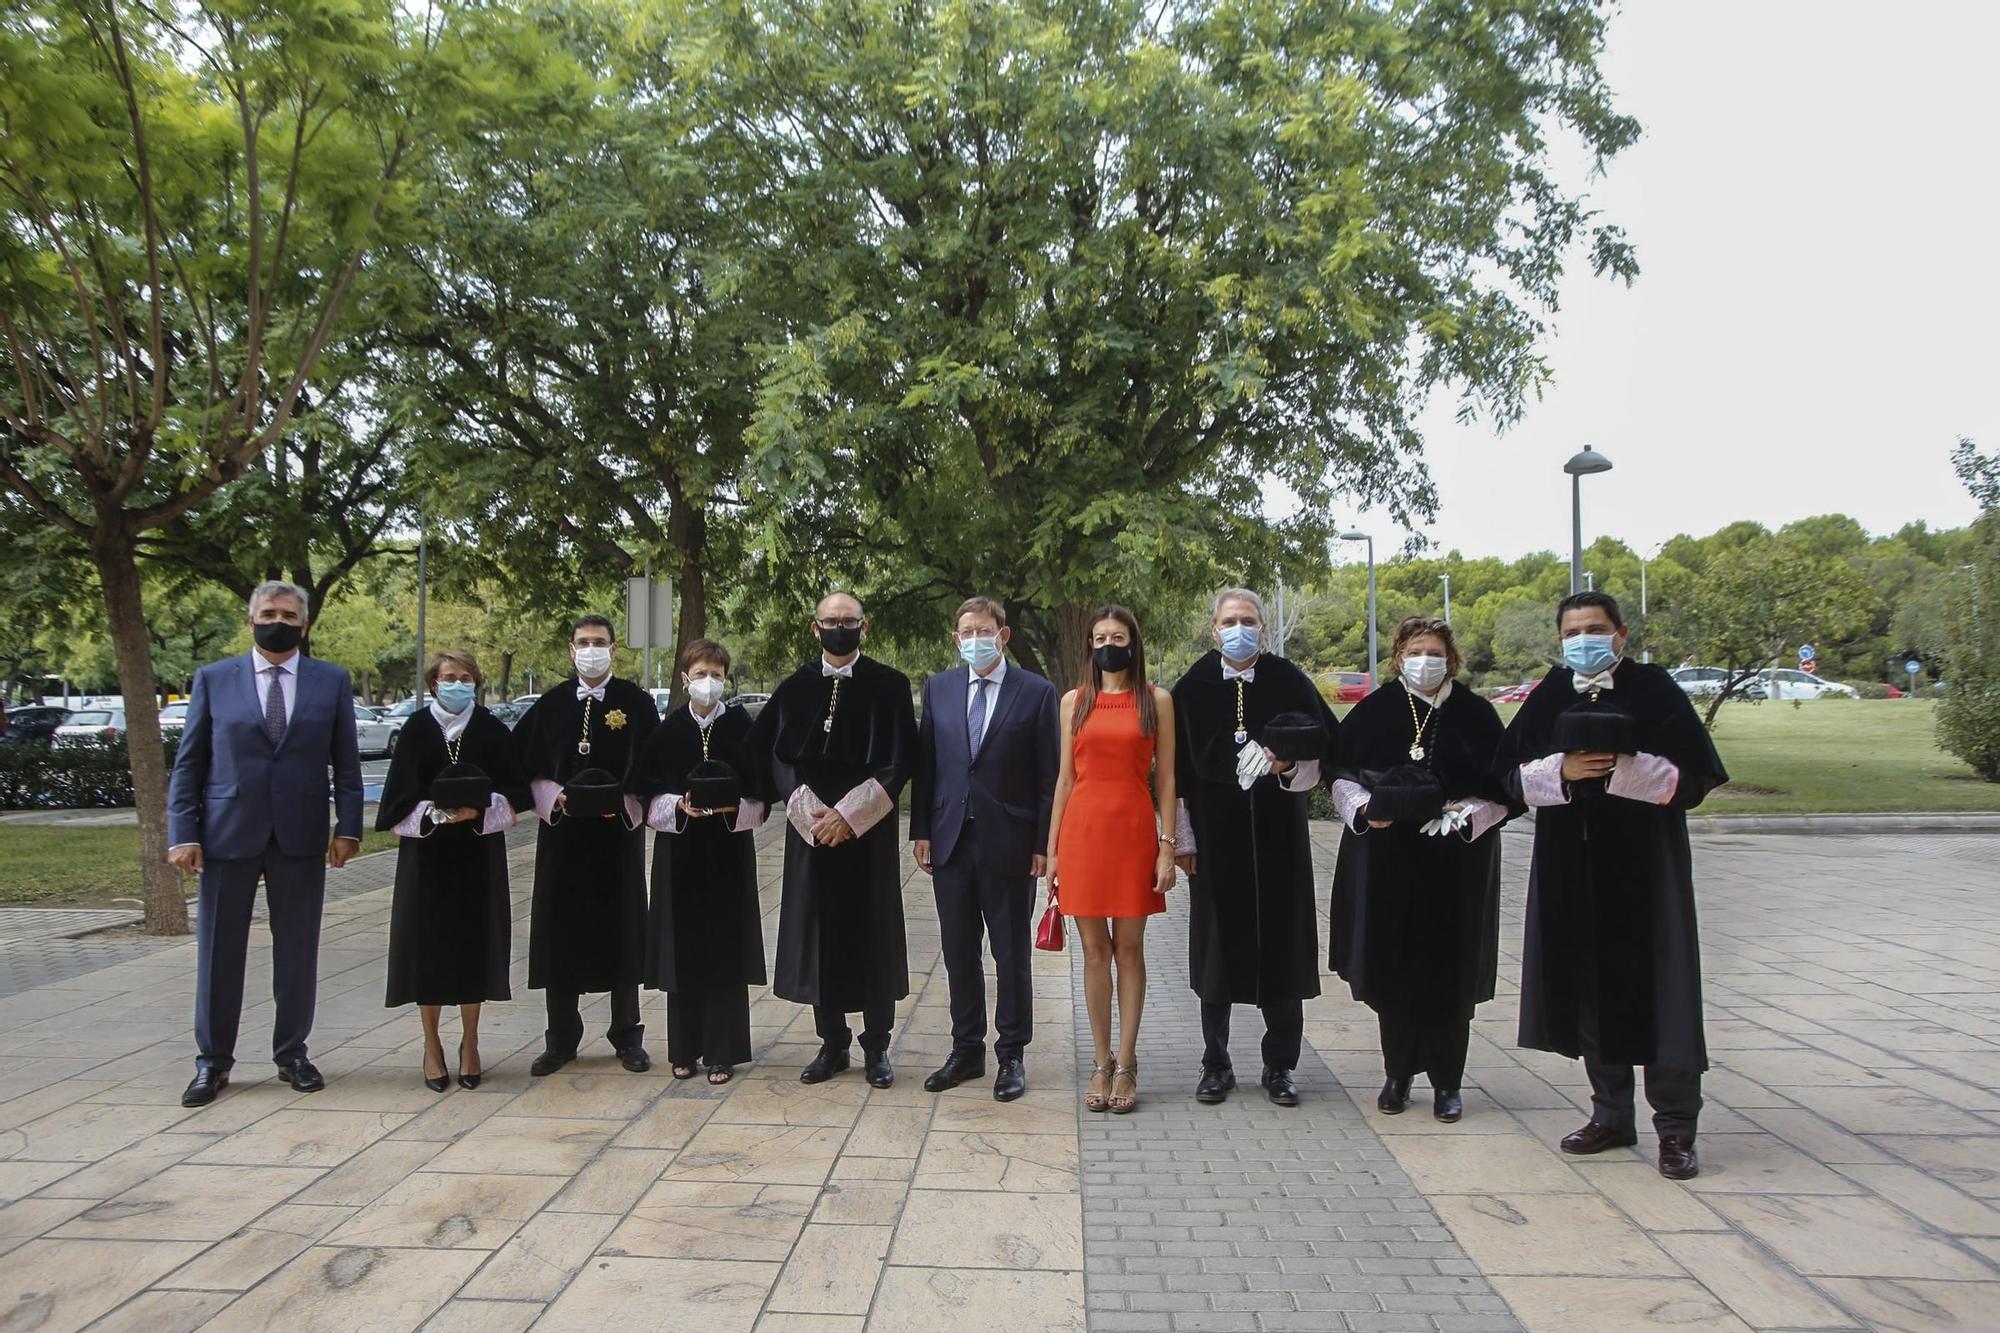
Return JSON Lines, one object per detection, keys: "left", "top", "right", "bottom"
{"left": 1377, "top": 1076, "right": 1412, "bottom": 1114}
{"left": 1195, "top": 1065, "right": 1236, "bottom": 1104}
{"left": 1560, "top": 1120, "right": 1639, "bottom": 1155}
{"left": 993, "top": 1058, "right": 1026, "bottom": 1102}
{"left": 1262, "top": 1067, "right": 1300, "bottom": 1107}
{"left": 863, "top": 1050, "right": 894, "bottom": 1089}
{"left": 1658, "top": 1135, "right": 1700, "bottom": 1180}
{"left": 181, "top": 1068, "right": 228, "bottom": 1108}
{"left": 924, "top": 1051, "right": 986, "bottom": 1093}
{"left": 618, "top": 1046, "right": 652, "bottom": 1074}
{"left": 457, "top": 1042, "right": 481, "bottom": 1090}
{"left": 530, "top": 1048, "right": 575, "bottom": 1078}
{"left": 277, "top": 1059, "right": 324, "bottom": 1093}
{"left": 1433, "top": 1088, "right": 1463, "bottom": 1122}
{"left": 800, "top": 1047, "right": 850, "bottom": 1084}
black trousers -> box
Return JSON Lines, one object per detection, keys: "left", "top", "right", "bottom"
{"left": 1200, "top": 998, "right": 1304, "bottom": 1072}
{"left": 545, "top": 986, "right": 643, "bottom": 1056}
{"left": 1584, "top": 1060, "right": 1703, "bottom": 1138}
{"left": 815, "top": 1001, "right": 894, "bottom": 1056}
{"left": 933, "top": 829, "right": 1035, "bottom": 1062}
{"left": 666, "top": 985, "right": 752, "bottom": 1070}
{"left": 1376, "top": 1006, "right": 1470, "bottom": 1091}
{"left": 194, "top": 840, "right": 326, "bottom": 1072}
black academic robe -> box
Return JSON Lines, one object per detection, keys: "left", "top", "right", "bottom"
{"left": 746, "top": 656, "right": 917, "bottom": 1011}
{"left": 1172, "top": 651, "right": 1334, "bottom": 1006}
{"left": 1495, "top": 660, "right": 1727, "bottom": 1070}
{"left": 377, "top": 707, "right": 531, "bottom": 1007}
{"left": 630, "top": 703, "right": 767, "bottom": 994}
{"left": 513, "top": 676, "right": 662, "bottom": 994}
{"left": 1328, "top": 681, "right": 1513, "bottom": 1020}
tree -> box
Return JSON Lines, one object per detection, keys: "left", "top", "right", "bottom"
{"left": 1938, "top": 438, "right": 1999, "bottom": 780}
{"left": 0, "top": 1, "right": 455, "bottom": 931}
{"left": 686, "top": 0, "right": 1639, "bottom": 674}
{"left": 1655, "top": 533, "right": 1878, "bottom": 727}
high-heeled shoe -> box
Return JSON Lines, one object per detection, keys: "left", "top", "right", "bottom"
{"left": 423, "top": 1043, "right": 448, "bottom": 1094}
{"left": 456, "top": 1041, "right": 481, "bottom": 1091}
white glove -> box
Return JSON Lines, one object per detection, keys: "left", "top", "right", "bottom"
{"left": 1235, "top": 740, "right": 1274, "bottom": 790}
{"left": 1421, "top": 807, "right": 1469, "bottom": 838}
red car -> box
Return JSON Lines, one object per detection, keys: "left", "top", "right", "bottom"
{"left": 1490, "top": 679, "right": 1543, "bottom": 705}
{"left": 1321, "top": 671, "right": 1372, "bottom": 703}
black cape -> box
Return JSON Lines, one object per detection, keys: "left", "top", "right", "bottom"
{"left": 747, "top": 657, "right": 916, "bottom": 1010}
{"left": 1172, "top": 652, "right": 1335, "bottom": 1005}
{"left": 1495, "top": 660, "right": 1727, "bottom": 1069}
{"left": 376, "top": 706, "right": 531, "bottom": 1007}
{"left": 513, "top": 675, "right": 662, "bottom": 993}
{"left": 1328, "top": 681, "right": 1513, "bottom": 1019}
{"left": 630, "top": 703, "right": 767, "bottom": 994}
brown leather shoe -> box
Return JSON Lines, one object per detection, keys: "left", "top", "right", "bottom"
{"left": 1559, "top": 1120, "right": 1638, "bottom": 1155}
{"left": 1658, "top": 1135, "right": 1699, "bottom": 1180}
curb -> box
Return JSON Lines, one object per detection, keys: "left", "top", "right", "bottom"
{"left": 1685, "top": 812, "right": 2000, "bottom": 835}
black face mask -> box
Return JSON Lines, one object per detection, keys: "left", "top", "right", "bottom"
{"left": 253, "top": 621, "right": 304, "bottom": 653}
{"left": 818, "top": 625, "right": 862, "bottom": 657}
{"left": 1092, "top": 642, "right": 1134, "bottom": 674}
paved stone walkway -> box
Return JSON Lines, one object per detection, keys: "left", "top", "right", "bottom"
{"left": 0, "top": 821, "right": 1990, "bottom": 1330}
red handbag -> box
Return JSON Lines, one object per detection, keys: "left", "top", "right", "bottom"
{"left": 1034, "top": 883, "right": 1065, "bottom": 952}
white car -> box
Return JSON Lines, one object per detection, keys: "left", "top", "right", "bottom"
{"left": 351, "top": 705, "right": 401, "bottom": 758}
{"left": 158, "top": 702, "right": 189, "bottom": 731}
{"left": 54, "top": 708, "right": 126, "bottom": 745}
{"left": 1669, "top": 666, "right": 1731, "bottom": 698}
{"left": 1752, "top": 668, "right": 1857, "bottom": 701}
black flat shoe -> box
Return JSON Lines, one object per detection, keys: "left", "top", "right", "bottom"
{"left": 1195, "top": 1065, "right": 1236, "bottom": 1104}
{"left": 864, "top": 1050, "right": 894, "bottom": 1089}
{"left": 801, "top": 1047, "right": 850, "bottom": 1084}
{"left": 1262, "top": 1067, "right": 1300, "bottom": 1107}
{"left": 618, "top": 1046, "right": 652, "bottom": 1074}
{"left": 993, "top": 1058, "right": 1026, "bottom": 1102}
{"left": 181, "top": 1068, "right": 228, "bottom": 1108}
{"left": 924, "top": 1050, "right": 986, "bottom": 1093}
{"left": 1433, "top": 1088, "right": 1463, "bottom": 1122}
{"left": 530, "top": 1048, "right": 575, "bottom": 1078}
{"left": 457, "top": 1042, "right": 481, "bottom": 1091}
{"left": 1377, "top": 1076, "right": 1412, "bottom": 1115}
{"left": 277, "top": 1058, "right": 324, "bottom": 1093}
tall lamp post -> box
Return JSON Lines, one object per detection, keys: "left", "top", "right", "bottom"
{"left": 1341, "top": 530, "right": 1377, "bottom": 686}
{"left": 1564, "top": 448, "right": 1613, "bottom": 594}
{"left": 1440, "top": 572, "right": 1451, "bottom": 623}
{"left": 1640, "top": 541, "right": 1665, "bottom": 664}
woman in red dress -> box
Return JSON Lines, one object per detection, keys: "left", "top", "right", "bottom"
{"left": 1047, "top": 606, "right": 1178, "bottom": 1114}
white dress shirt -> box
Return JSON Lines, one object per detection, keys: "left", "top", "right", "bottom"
{"left": 251, "top": 650, "right": 299, "bottom": 725}
{"left": 966, "top": 655, "right": 1008, "bottom": 750}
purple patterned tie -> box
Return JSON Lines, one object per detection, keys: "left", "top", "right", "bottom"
{"left": 263, "top": 666, "right": 286, "bottom": 747}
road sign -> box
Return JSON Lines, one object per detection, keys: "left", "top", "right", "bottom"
{"left": 1799, "top": 659, "right": 1817, "bottom": 674}
{"left": 1905, "top": 658, "right": 1922, "bottom": 675}
{"left": 1798, "top": 644, "right": 1815, "bottom": 662}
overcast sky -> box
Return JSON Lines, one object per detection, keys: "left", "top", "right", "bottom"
{"left": 1313, "top": 0, "right": 1998, "bottom": 563}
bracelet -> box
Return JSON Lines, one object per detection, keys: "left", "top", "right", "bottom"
{"left": 1156, "top": 835, "right": 1175, "bottom": 846}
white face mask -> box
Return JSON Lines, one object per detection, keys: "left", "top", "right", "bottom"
{"left": 687, "top": 676, "right": 726, "bottom": 708}
{"left": 1401, "top": 654, "right": 1448, "bottom": 694}
{"left": 573, "top": 645, "right": 613, "bottom": 679}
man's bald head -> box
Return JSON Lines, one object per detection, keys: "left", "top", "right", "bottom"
{"left": 817, "top": 591, "right": 865, "bottom": 621}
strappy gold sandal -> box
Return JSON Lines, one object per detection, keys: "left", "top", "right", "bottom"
{"left": 1085, "top": 1062, "right": 1112, "bottom": 1112}
{"left": 1110, "top": 1061, "right": 1139, "bottom": 1114}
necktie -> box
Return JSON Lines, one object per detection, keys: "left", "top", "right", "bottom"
{"left": 968, "top": 676, "right": 991, "bottom": 760}
{"left": 263, "top": 666, "right": 286, "bottom": 747}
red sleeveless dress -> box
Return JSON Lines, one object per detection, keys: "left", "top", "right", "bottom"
{"left": 1055, "top": 690, "right": 1164, "bottom": 919}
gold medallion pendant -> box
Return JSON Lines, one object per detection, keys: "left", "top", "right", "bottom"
{"left": 606, "top": 709, "right": 628, "bottom": 730}
{"left": 1409, "top": 744, "right": 1426, "bottom": 761}
{"left": 578, "top": 740, "right": 592, "bottom": 755}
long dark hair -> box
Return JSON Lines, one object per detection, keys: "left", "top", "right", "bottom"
{"left": 1073, "top": 604, "right": 1158, "bottom": 739}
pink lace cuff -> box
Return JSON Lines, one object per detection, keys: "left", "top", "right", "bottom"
{"left": 482, "top": 794, "right": 517, "bottom": 835}
{"left": 392, "top": 801, "right": 433, "bottom": 838}
{"left": 731, "top": 798, "right": 769, "bottom": 833}
{"left": 1520, "top": 754, "right": 1570, "bottom": 808}
{"left": 1278, "top": 759, "right": 1322, "bottom": 792}
{"left": 1332, "top": 779, "right": 1372, "bottom": 833}
{"left": 1606, "top": 751, "right": 1680, "bottom": 805}
{"left": 532, "top": 778, "right": 563, "bottom": 824}
{"left": 648, "top": 793, "right": 688, "bottom": 833}
{"left": 835, "top": 779, "right": 894, "bottom": 837}
{"left": 1456, "top": 797, "right": 1508, "bottom": 841}
{"left": 1173, "top": 800, "right": 1196, "bottom": 855}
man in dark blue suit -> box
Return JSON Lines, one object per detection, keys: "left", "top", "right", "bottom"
{"left": 167, "top": 581, "right": 365, "bottom": 1107}
{"left": 911, "top": 595, "right": 1060, "bottom": 1102}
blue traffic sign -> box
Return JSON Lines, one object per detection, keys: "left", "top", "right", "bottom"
{"left": 1905, "top": 659, "right": 1922, "bottom": 674}
{"left": 1798, "top": 644, "right": 1815, "bottom": 661}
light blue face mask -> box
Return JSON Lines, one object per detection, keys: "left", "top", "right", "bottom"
{"left": 958, "top": 635, "right": 1001, "bottom": 670}
{"left": 1218, "top": 624, "right": 1262, "bottom": 662}
{"left": 1561, "top": 634, "right": 1620, "bottom": 676}
{"left": 434, "top": 680, "right": 476, "bottom": 713}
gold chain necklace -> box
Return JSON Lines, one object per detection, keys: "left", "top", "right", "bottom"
{"left": 578, "top": 695, "right": 594, "bottom": 756}
{"left": 1403, "top": 685, "right": 1442, "bottom": 762}
{"left": 444, "top": 730, "right": 464, "bottom": 765}
{"left": 698, "top": 709, "right": 714, "bottom": 760}
{"left": 1233, "top": 676, "right": 1248, "bottom": 745}
{"left": 823, "top": 675, "right": 843, "bottom": 733}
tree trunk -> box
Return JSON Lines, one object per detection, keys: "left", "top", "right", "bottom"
{"left": 1047, "top": 601, "right": 1094, "bottom": 694}
{"left": 93, "top": 518, "right": 191, "bottom": 935}
{"left": 499, "top": 651, "right": 514, "bottom": 699}
{"left": 666, "top": 478, "right": 707, "bottom": 710}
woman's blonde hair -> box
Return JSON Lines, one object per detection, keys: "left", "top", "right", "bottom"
{"left": 424, "top": 649, "right": 483, "bottom": 690}
{"left": 1389, "top": 617, "right": 1460, "bottom": 678}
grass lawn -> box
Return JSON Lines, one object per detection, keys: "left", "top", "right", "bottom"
{"left": 0, "top": 826, "right": 400, "bottom": 909}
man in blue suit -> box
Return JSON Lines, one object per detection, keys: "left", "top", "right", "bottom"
{"left": 167, "top": 581, "right": 365, "bottom": 1107}
{"left": 911, "top": 595, "right": 1060, "bottom": 1102}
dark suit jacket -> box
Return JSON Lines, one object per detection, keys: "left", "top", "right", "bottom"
{"left": 167, "top": 653, "right": 365, "bottom": 860}
{"left": 911, "top": 663, "right": 1060, "bottom": 873}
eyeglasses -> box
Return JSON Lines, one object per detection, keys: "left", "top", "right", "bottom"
{"left": 817, "top": 617, "right": 863, "bottom": 630}
{"left": 954, "top": 628, "right": 1000, "bottom": 642}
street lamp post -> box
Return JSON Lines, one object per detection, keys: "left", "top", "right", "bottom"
{"left": 1563, "top": 448, "right": 1614, "bottom": 594}
{"left": 1440, "top": 572, "right": 1451, "bottom": 623}
{"left": 1640, "top": 541, "right": 1665, "bottom": 664}
{"left": 1341, "top": 530, "right": 1377, "bottom": 686}
{"left": 414, "top": 528, "right": 428, "bottom": 698}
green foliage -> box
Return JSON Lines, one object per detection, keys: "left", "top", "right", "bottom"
{"left": 0, "top": 735, "right": 177, "bottom": 810}
{"left": 1937, "top": 440, "right": 1999, "bottom": 781}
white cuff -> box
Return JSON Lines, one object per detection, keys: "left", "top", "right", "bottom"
{"left": 1332, "top": 779, "right": 1372, "bottom": 833}
{"left": 620, "top": 794, "right": 644, "bottom": 830}
{"left": 1520, "top": 754, "right": 1571, "bottom": 808}
{"left": 1456, "top": 797, "right": 1508, "bottom": 841}
{"left": 482, "top": 793, "right": 517, "bottom": 835}
{"left": 1278, "top": 758, "right": 1321, "bottom": 791}
{"left": 648, "top": 793, "right": 689, "bottom": 833}
{"left": 532, "top": 778, "right": 563, "bottom": 824}
{"left": 1605, "top": 751, "right": 1680, "bottom": 805}
{"left": 787, "top": 786, "right": 828, "bottom": 842}
{"left": 730, "top": 798, "right": 769, "bottom": 833}
{"left": 392, "top": 801, "right": 433, "bottom": 838}
{"left": 834, "top": 779, "right": 894, "bottom": 837}
{"left": 1173, "top": 799, "right": 1196, "bottom": 855}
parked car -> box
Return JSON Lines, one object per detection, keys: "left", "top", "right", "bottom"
{"left": 1670, "top": 666, "right": 1730, "bottom": 698}
{"left": 512, "top": 694, "right": 544, "bottom": 707}
{"left": 0, "top": 705, "right": 69, "bottom": 745}
{"left": 1489, "top": 679, "right": 1543, "bottom": 705}
{"left": 1317, "top": 671, "right": 1372, "bottom": 704}
{"left": 1877, "top": 682, "right": 1906, "bottom": 699}
{"left": 486, "top": 701, "right": 527, "bottom": 729}
{"left": 350, "top": 705, "right": 401, "bottom": 757}
{"left": 732, "top": 691, "right": 770, "bottom": 718}
{"left": 1751, "top": 668, "right": 1857, "bottom": 701}
{"left": 54, "top": 708, "right": 126, "bottom": 745}
{"left": 156, "top": 701, "right": 189, "bottom": 732}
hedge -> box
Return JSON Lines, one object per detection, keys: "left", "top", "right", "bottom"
{"left": 0, "top": 735, "right": 178, "bottom": 810}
